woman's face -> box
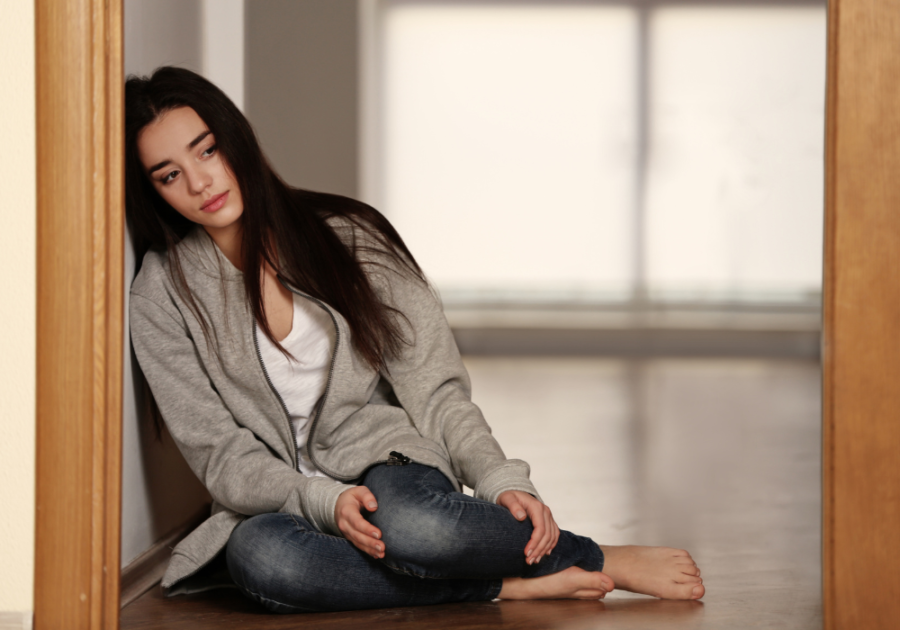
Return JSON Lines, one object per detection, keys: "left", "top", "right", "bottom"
{"left": 137, "top": 106, "right": 244, "bottom": 239}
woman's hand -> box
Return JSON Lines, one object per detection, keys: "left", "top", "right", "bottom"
{"left": 335, "top": 486, "right": 384, "bottom": 559}
{"left": 498, "top": 490, "right": 560, "bottom": 565}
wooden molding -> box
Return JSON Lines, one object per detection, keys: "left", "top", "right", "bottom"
{"left": 34, "top": 1, "right": 124, "bottom": 629}
{"left": 823, "top": 0, "right": 900, "bottom": 628}
{"left": 822, "top": 0, "right": 838, "bottom": 626}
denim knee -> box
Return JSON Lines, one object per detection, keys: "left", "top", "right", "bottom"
{"left": 373, "top": 495, "right": 467, "bottom": 567}
{"left": 226, "top": 514, "right": 328, "bottom": 613}
{"left": 363, "top": 465, "right": 510, "bottom": 573}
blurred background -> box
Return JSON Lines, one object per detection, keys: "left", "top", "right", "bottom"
{"left": 125, "top": 0, "right": 825, "bottom": 348}
{"left": 122, "top": 1, "right": 824, "bottom": 626}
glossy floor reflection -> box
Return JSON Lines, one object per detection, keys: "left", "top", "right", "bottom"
{"left": 122, "top": 357, "right": 821, "bottom": 630}
{"left": 465, "top": 357, "right": 822, "bottom": 629}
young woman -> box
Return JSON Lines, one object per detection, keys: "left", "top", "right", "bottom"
{"left": 126, "top": 66, "right": 704, "bottom": 613}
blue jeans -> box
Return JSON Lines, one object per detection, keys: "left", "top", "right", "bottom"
{"left": 226, "top": 463, "right": 603, "bottom": 613}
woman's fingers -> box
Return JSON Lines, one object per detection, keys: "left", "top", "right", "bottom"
{"left": 336, "top": 486, "right": 384, "bottom": 558}
{"left": 349, "top": 507, "right": 383, "bottom": 542}
{"left": 523, "top": 501, "right": 551, "bottom": 563}
{"left": 503, "top": 497, "right": 528, "bottom": 521}
{"left": 527, "top": 503, "right": 561, "bottom": 563}
{"left": 344, "top": 515, "right": 383, "bottom": 558}
{"left": 497, "top": 490, "right": 560, "bottom": 564}
{"left": 497, "top": 490, "right": 559, "bottom": 564}
{"left": 346, "top": 509, "right": 384, "bottom": 558}
{"left": 547, "top": 514, "right": 559, "bottom": 556}
{"left": 357, "top": 487, "right": 379, "bottom": 514}
{"left": 539, "top": 506, "right": 551, "bottom": 556}
{"left": 541, "top": 504, "right": 559, "bottom": 556}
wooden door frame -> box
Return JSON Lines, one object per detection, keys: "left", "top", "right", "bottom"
{"left": 34, "top": 0, "right": 123, "bottom": 629}
{"left": 822, "top": 0, "right": 900, "bottom": 628}
{"left": 31, "top": 0, "right": 900, "bottom": 628}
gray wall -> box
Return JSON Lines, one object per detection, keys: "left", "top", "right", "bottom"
{"left": 246, "top": 0, "right": 359, "bottom": 197}
{"left": 125, "top": 0, "right": 203, "bottom": 78}
{"left": 122, "top": 0, "right": 211, "bottom": 568}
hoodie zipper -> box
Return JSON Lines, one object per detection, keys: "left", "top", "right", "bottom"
{"left": 386, "top": 451, "right": 411, "bottom": 466}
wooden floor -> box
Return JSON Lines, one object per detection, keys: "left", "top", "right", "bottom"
{"left": 122, "top": 357, "right": 822, "bottom": 629}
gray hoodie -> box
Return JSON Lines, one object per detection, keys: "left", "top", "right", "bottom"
{"left": 129, "top": 223, "right": 539, "bottom": 591}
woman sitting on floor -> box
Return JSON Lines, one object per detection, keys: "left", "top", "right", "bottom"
{"left": 126, "top": 66, "right": 705, "bottom": 613}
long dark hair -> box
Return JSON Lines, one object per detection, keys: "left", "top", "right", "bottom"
{"left": 125, "top": 66, "right": 422, "bottom": 372}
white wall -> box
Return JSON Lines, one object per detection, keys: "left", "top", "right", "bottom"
{"left": 0, "top": 1, "right": 35, "bottom": 626}
{"left": 122, "top": 0, "right": 217, "bottom": 568}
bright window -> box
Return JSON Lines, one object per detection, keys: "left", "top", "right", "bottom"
{"left": 368, "top": 1, "right": 826, "bottom": 305}
{"left": 646, "top": 6, "right": 826, "bottom": 301}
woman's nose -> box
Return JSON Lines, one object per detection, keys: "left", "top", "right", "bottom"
{"left": 185, "top": 166, "right": 212, "bottom": 194}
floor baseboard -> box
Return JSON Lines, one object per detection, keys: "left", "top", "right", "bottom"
{"left": 453, "top": 327, "right": 820, "bottom": 358}
{"left": 121, "top": 505, "right": 210, "bottom": 608}
{"left": 0, "top": 612, "right": 32, "bottom": 630}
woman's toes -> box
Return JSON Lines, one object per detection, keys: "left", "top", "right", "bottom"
{"left": 677, "top": 574, "right": 703, "bottom": 585}
{"left": 679, "top": 564, "right": 700, "bottom": 577}
{"left": 691, "top": 584, "right": 705, "bottom": 600}
{"left": 665, "top": 581, "right": 699, "bottom": 600}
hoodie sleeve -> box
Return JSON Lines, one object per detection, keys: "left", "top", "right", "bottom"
{"left": 358, "top": 246, "right": 542, "bottom": 504}
{"left": 130, "top": 292, "right": 353, "bottom": 535}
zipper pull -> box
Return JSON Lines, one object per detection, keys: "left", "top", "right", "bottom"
{"left": 386, "top": 451, "right": 411, "bottom": 466}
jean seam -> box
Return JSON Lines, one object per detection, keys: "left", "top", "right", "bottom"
{"left": 418, "top": 469, "right": 514, "bottom": 524}
{"left": 420, "top": 470, "right": 507, "bottom": 512}
{"left": 380, "top": 557, "right": 442, "bottom": 580}
{"left": 237, "top": 581, "right": 319, "bottom": 613}
{"left": 284, "top": 513, "right": 359, "bottom": 554}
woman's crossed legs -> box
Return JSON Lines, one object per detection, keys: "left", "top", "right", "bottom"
{"left": 363, "top": 464, "right": 603, "bottom": 580}
{"left": 365, "top": 465, "right": 705, "bottom": 602}
{"left": 226, "top": 463, "right": 605, "bottom": 612}
{"left": 226, "top": 464, "right": 703, "bottom": 613}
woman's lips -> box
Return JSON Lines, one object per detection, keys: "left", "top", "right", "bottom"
{"left": 201, "top": 191, "right": 229, "bottom": 213}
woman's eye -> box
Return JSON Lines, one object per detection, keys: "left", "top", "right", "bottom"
{"left": 201, "top": 144, "right": 217, "bottom": 157}
{"left": 161, "top": 170, "right": 179, "bottom": 184}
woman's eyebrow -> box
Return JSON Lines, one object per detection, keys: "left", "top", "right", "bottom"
{"left": 147, "top": 159, "right": 171, "bottom": 176}
{"left": 147, "top": 130, "right": 213, "bottom": 175}
{"left": 188, "top": 129, "right": 212, "bottom": 149}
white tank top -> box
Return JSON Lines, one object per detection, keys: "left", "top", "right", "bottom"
{"left": 256, "top": 292, "right": 335, "bottom": 478}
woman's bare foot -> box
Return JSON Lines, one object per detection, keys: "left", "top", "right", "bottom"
{"left": 498, "top": 566, "right": 614, "bottom": 601}
{"left": 600, "top": 545, "right": 705, "bottom": 600}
